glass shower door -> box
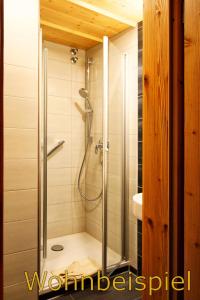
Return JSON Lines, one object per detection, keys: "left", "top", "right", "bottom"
{"left": 102, "top": 37, "right": 129, "bottom": 275}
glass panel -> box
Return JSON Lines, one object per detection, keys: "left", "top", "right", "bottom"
{"left": 39, "top": 40, "right": 46, "bottom": 274}
{"left": 106, "top": 39, "right": 124, "bottom": 269}
{"left": 107, "top": 30, "right": 139, "bottom": 271}
{"left": 84, "top": 44, "right": 104, "bottom": 269}
{"left": 39, "top": 43, "right": 105, "bottom": 291}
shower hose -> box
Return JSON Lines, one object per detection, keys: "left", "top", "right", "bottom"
{"left": 77, "top": 113, "right": 102, "bottom": 202}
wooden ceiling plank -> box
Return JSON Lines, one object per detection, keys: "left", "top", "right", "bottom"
{"left": 41, "top": 19, "right": 103, "bottom": 42}
{"left": 41, "top": 6, "right": 117, "bottom": 37}
{"left": 42, "top": 26, "right": 97, "bottom": 49}
{"left": 41, "top": 0, "right": 129, "bottom": 32}
{"left": 80, "top": 0, "right": 143, "bottom": 23}
{"left": 64, "top": 0, "right": 137, "bottom": 27}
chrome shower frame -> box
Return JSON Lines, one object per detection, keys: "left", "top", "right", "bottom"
{"left": 102, "top": 39, "right": 130, "bottom": 276}
{"left": 39, "top": 36, "right": 130, "bottom": 281}
{"left": 102, "top": 36, "right": 109, "bottom": 276}
{"left": 42, "top": 48, "right": 48, "bottom": 260}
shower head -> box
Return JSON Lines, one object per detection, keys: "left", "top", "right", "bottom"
{"left": 79, "top": 88, "right": 93, "bottom": 112}
{"left": 79, "top": 88, "right": 89, "bottom": 99}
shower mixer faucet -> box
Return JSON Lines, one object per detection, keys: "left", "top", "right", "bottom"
{"left": 95, "top": 139, "right": 109, "bottom": 154}
{"left": 95, "top": 139, "right": 103, "bottom": 154}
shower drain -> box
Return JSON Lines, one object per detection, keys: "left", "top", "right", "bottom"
{"left": 51, "top": 245, "right": 64, "bottom": 251}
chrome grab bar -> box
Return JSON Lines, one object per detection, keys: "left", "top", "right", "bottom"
{"left": 47, "top": 140, "right": 65, "bottom": 157}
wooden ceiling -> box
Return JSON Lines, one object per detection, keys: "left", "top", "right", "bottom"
{"left": 40, "top": 0, "right": 143, "bottom": 49}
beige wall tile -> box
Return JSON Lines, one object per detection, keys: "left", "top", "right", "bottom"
{"left": 71, "top": 115, "right": 85, "bottom": 135}
{"left": 45, "top": 42, "right": 87, "bottom": 237}
{"left": 47, "top": 185, "right": 72, "bottom": 205}
{"left": 92, "top": 114, "right": 103, "bottom": 135}
{"left": 47, "top": 219, "right": 73, "bottom": 239}
{"left": 4, "top": 281, "right": 38, "bottom": 300}
{"left": 108, "top": 155, "right": 121, "bottom": 175}
{"left": 48, "top": 143, "right": 71, "bottom": 168}
{"left": 48, "top": 59, "right": 71, "bottom": 80}
{"left": 107, "top": 228, "right": 121, "bottom": 253}
{"left": 4, "top": 64, "right": 37, "bottom": 98}
{"left": 48, "top": 78, "right": 71, "bottom": 98}
{"left": 108, "top": 174, "right": 121, "bottom": 196}
{"left": 44, "top": 41, "right": 71, "bottom": 63}
{"left": 4, "top": 0, "right": 39, "bottom": 68}
{"left": 48, "top": 96, "right": 71, "bottom": 115}
{"left": 71, "top": 149, "right": 85, "bottom": 168}
{"left": 4, "top": 129, "right": 37, "bottom": 159}
{"left": 86, "top": 208, "right": 101, "bottom": 226}
{"left": 4, "top": 219, "right": 37, "bottom": 254}
{"left": 4, "top": 189, "right": 37, "bottom": 222}
{"left": 72, "top": 65, "right": 85, "bottom": 83}
{"left": 107, "top": 212, "right": 121, "bottom": 236}
{"left": 4, "top": 97, "right": 37, "bottom": 129}
{"left": 71, "top": 167, "right": 81, "bottom": 186}
{"left": 71, "top": 133, "right": 85, "bottom": 151}
{"left": 72, "top": 217, "right": 85, "bottom": 233}
{"left": 4, "top": 249, "right": 37, "bottom": 286}
{"left": 72, "top": 201, "right": 85, "bottom": 218}
{"left": 47, "top": 132, "right": 71, "bottom": 143}
{"left": 107, "top": 193, "right": 121, "bottom": 215}
{"left": 86, "top": 219, "right": 102, "bottom": 242}
{"left": 85, "top": 169, "right": 102, "bottom": 190}
{"left": 111, "top": 28, "right": 137, "bottom": 52}
{"left": 48, "top": 168, "right": 71, "bottom": 186}
{"left": 71, "top": 98, "right": 86, "bottom": 117}
{"left": 72, "top": 184, "right": 86, "bottom": 202}
{"left": 4, "top": 159, "right": 37, "bottom": 191}
{"left": 48, "top": 114, "right": 71, "bottom": 133}
{"left": 47, "top": 203, "right": 72, "bottom": 223}
{"left": 3, "top": 0, "right": 39, "bottom": 298}
{"left": 72, "top": 81, "right": 85, "bottom": 100}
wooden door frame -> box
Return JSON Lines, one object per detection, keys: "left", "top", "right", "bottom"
{"left": 184, "top": 1, "right": 200, "bottom": 299}
{"left": 0, "top": 0, "right": 3, "bottom": 298}
{"left": 143, "top": 0, "right": 184, "bottom": 299}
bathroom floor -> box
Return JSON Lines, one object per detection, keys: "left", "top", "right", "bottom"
{"left": 42, "top": 232, "right": 121, "bottom": 291}
{"left": 46, "top": 272, "right": 141, "bottom": 300}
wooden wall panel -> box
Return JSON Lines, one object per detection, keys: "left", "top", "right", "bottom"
{"left": 185, "top": 0, "right": 200, "bottom": 299}
{"left": 143, "top": 1, "right": 170, "bottom": 299}
{"left": 0, "top": 0, "right": 3, "bottom": 297}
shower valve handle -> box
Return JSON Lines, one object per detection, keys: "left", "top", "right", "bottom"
{"left": 95, "top": 140, "right": 109, "bottom": 154}
{"left": 95, "top": 139, "right": 103, "bottom": 154}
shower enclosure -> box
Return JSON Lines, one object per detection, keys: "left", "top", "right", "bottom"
{"left": 39, "top": 34, "right": 134, "bottom": 292}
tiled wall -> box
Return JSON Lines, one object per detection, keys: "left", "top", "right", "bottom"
{"left": 44, "top": 42, "right": 86, "bottom": 239}
{"left": 3, "top": 0, "right": 39, "bottom": 299}
{"left": 85, "top": 28, "right": 138, "bottom": 269}
{"left": 84, "top": 45, "right": 103, "bottom": 244}
{"left": 137, "top": 21, "right": 143, "bottom": 275}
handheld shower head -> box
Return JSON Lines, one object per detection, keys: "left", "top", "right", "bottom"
{"left": 79, "top": 88, "right": 89, "bottom": 99}
{"left": 79, "top": 88, "right": 93, "bottom": 112}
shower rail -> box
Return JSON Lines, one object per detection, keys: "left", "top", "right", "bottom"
{"left": 43, "top": 48, "right": 48, "bottom": 259}
{"left": 102, "top": 36, "right": 109, "bottom": 276}
{"left": 47, "top": 140, "right": 65, "bottom": 157}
